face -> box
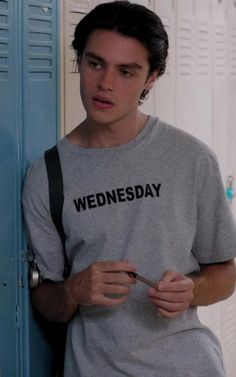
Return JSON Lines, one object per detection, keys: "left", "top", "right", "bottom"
{"left": 79, "top": 30, "right": 157, "bottom": 127}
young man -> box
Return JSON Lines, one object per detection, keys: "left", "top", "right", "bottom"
{"left": 23, "top": 1, "right": 236, "bottom": 376}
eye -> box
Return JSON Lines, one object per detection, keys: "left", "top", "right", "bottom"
{"left": 88, "top": 59, "right": 101, "bottom": 70}
{"left": 120, "top": 69, "right": 133, "bottom": 78}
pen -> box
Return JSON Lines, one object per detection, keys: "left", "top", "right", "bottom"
{"left": 126, "top": 271, "right": 156, "bottom": 288}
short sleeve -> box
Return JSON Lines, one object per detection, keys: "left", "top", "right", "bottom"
{"left": 22, "top": 158, "right": 65, "bottom": 281}
{"left": 192, "top": 153, "right": 236, "bottom": 264}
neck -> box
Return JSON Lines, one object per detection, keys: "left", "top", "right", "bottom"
{"left": 67, "top": 111, "right": 148, "bottom": 148}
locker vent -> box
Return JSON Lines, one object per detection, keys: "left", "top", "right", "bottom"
{"left": 68, "top": 1, "right": 91, "bottom": 14}
{"left": 213, "top": 25, "right": 226, "bottom": 77}
{"left": 68, "top": 11, "right": 81, "bottom": 75}
{"left": 177, "top": 20, "right": 193, "bottom": 76}
{"left": 196, "top": 23, "right": 211, "bottom": 76}
{"left": 0, "top": 0, "right": 8, "bottom": 80}
{"left": 28, "top": 1, "right": 53, "bottom": 80}
{"left": 229, "top": 29, "right": 236, "bottom": 77}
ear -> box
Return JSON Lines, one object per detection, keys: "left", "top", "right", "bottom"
{"left": 145, "top": 70, "right": 159, "bottom": 90}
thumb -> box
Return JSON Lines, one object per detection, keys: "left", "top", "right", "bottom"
{"left": 159, "top": 270, "right": 180, "bottom": 283}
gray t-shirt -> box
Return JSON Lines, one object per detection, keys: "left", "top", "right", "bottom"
{"left": 23, "top": 117, "right": 236, "bottom": 377}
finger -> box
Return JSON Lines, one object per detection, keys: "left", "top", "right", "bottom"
{"left": 103, "top": 283, "right": 132, "bottom": 296}
{"left": 158, "top": 307, "right": 183, "bottom": 319}
{"left": 156, "top": 270, "right": 184, "bottom": 291}
{"left": 102, "top": 296, "right": 129, "bottom": 307}
{"left": 159, "top": 270, "right": 180, "bottom": 283}
{"left": 149, "top": 290, "right": 192, "bottom": 303}
{"left": 150, "top": 297, "right": 188, "bottom": 311}
{"left": 91, "top": 293, "right": 129, "bottom": 307}
{"left": 157, "top": 278, "right": 194, "bottom": 293}
{"left": 103, "top": 271, "right": 137, "bottom": 285}
{"left": 82, "top": 284, "right": 130, "bottom": 306}
{"left": 158, "top": 270, "right": 191, "bottom": 285}
{"left": 150, "top": 298, "right": 190, "bottom": 311}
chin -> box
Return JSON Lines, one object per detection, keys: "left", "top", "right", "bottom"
{"left": 87, "top": 111, "right": 118, "bottom": 125}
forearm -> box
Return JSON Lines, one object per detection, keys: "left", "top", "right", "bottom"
{"left": 31, "top": 260, "right": 137, "bottom": 322}
{"left": 31, "top": 278, "right": 78, "bottom": 323}
{"left": 190, "top": 260, "right": 236, "bottom": 307}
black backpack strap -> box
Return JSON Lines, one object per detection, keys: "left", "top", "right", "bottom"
{"left": 44, "top": 145, "right": 70, "bottom": 278}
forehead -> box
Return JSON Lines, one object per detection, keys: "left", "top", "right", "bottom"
{"left": 83, "top": 29, "right": 150, "bottom": 67}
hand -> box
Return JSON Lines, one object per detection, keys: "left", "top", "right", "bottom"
{"left": 65, "top": 260, "right": 137, "bottom": 308}
{"left": 147, "top": 270, "right": 194, "bottom": 318}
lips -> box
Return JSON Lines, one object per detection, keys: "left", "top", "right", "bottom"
{"left": 92, "top": 95, "right": 114, "bottom": 109}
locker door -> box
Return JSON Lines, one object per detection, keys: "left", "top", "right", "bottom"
{"left": 211, "top": 0, "right": 228, "bottom": 176}
{"left": 0, "top": 1, "right": 21, "bottom": 376}
{"left": 134, "top": 0, "right": 155, "bottom": 116}
{"left": 62, "top": 1, "right": 90, "bottom": 135}
{"left": 176, "top": 0, "right": 212, "bottom": 146}
{"left": 176, "top": 0, "right": 196, "bottom": 137}
{"left": 221, "top": 4, "right": 236, "bottom": 376}
{"left": 194, "top": 0, "right": 222, "bottom": 340}
{"left": 222, "top": 293, "right": 236, "bottom": 377}
{"left": 227, "top": 0, "right": 236, "bottom": 216}
{"left": 193, "top": 0, "right": 212, "bottom": 146}
{"left": 21, "top": 1, "right": 60, "bottom": 376}
{"left": 154, "top": 0, "right": 176, "bottom": 124}
{"left": 0, "top": 0, "right": 60, "bottom": 376}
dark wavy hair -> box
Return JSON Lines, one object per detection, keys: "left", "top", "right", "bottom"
{"left": 72, "top": 1, "right": 169, "bottom": 101}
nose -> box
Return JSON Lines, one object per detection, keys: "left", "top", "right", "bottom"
{"left": 97, "top": 68, "right": 114, "bottom": 91}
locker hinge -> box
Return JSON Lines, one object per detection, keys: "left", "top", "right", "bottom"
{"left": 15, "top": 305, "right": 21, "bottom": 329}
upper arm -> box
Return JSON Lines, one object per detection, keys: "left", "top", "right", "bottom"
{"left": 22, "top": 160, "right": 65, "bottom": 281}
{"left": 192, "top": 154, "right": 236, "bottom": 264}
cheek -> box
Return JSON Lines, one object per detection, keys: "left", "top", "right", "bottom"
{"left": 80, "top": 75, "right": 94, "bottom": 100}
{"left": 122, "top": 84, "right": 145, "bottom": 103}
{"left": 80, "top": 74, "right": 91, "bottom": 89}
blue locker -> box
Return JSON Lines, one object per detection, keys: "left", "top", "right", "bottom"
{"left": 0, "top": 0, "right": 20, "bottom": 375}
{"left": 0, "top": 0, "right": 60, "bottom": 375}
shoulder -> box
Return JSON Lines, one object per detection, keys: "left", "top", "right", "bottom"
{"left": 23, "top": 156, "right": 47, "bottom": 190}
{"left": 157, "top": 119, "right": 218, "bottom": 169}
{"left": 22, "top": 155, "right": 48, "bottom": 210}
{"left": 158, "top": 119, "right": 212, "bottom": 154}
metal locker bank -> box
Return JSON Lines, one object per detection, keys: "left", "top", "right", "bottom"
{"left": 1, "top": 0, "right": 236, "bottom": 376}
{"left": 0, "top": 0, "right": 60, "bottom": 376}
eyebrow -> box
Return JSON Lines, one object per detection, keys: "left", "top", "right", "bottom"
{"left": 84, "top": 51, "right": 144, "bottom": 71}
